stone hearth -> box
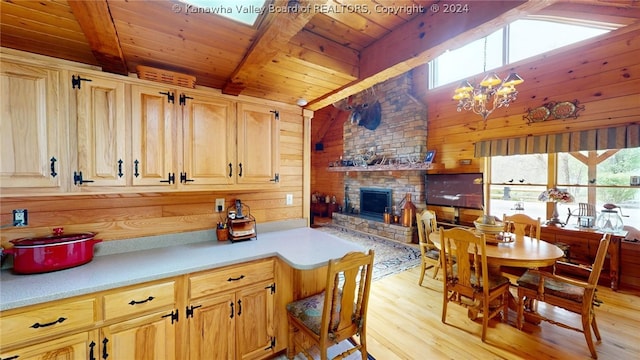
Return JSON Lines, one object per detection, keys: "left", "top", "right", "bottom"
{"left": 332, "top": 212, "right": 417, "bottom": 244}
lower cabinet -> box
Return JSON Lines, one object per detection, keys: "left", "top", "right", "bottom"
{"left": 0, "top": 332, "right": 93, "bottom": 360}
{"left": 187, "top": 259, "right": 276, "bottom": 360}
{"left": 0, "top": 259, "right": 279, "bottom": 360}
{"left": 101, "top": 309, "right": 177, "bottom": 360}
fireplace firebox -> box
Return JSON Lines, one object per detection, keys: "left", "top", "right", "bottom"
{"left": 360, "top": 188, "right": 392, "bottom": 220}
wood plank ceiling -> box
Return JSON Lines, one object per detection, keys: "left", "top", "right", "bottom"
{"left": 1, "top": 0, "right": 639, "bottom": 110}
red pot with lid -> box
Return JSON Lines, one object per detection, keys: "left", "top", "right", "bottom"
{"left": 3, "top": 227, "right": 102, "bottom": 274}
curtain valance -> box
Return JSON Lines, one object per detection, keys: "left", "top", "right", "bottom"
{"left": 474, "top": 124, "right": 639, "bottom": 157}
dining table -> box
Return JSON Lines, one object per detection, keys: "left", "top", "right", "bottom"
{"left": 429, "top": 229, "right": 565, "bottom": 323}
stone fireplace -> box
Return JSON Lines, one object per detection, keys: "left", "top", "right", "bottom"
{"left": 331, "top": 72, "right": 426, "bottom": 243}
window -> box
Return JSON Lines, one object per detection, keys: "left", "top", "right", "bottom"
{"left": 488, "top": 148, "right": 640, "bottom": 230}
{"left": 489, "top": 154, "right": 548, "bottom": 222}
{"left": 180, "top": 0, "right": 266, "bottom": 26}
{"left": 430, "top": 19, "right": 613, "bottom": 89}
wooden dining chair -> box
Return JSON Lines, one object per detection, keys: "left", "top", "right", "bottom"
{"left": 566, "top": 202, "right": 597, "bottom": 226}
{"left": 286, "top": 250, "right": 374, "bottom": 360}
{"left": 439, "top": 227, "right": 511, "bottom": 342}
{"left": 502, "top": 213, "right": 541, "bottom": 240}
{"left": 416, "top": 209, "right": 440, "bottom": 285}
{"left": 516, "top": 233, "right": 611, "bottom": 359}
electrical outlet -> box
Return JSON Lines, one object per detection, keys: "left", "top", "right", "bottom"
{"left": 286, "top": 194, "right": 293, "bottom": 205}
{"left": 215, "top": 198, "right": 225, "bottom": 212}
{"left": 13, "top": 209, "right": 28, "bottom": 227}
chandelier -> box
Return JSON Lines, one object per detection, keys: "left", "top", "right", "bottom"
{"left": 452, "top": 38, "right": 524, "bottom": 120}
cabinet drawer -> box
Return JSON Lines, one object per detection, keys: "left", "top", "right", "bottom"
{"left": 0, "top": 298, "right": 96, "bottom": 346}
{"left": 103, "top": 280, "right": 176, "bottom": 320}
{"left": 190, "top": 259, "right": 274, "bottom": 299}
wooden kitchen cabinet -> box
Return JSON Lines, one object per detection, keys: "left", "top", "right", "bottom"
{"left": 131, "top": 83, "right": 178, "bottom": 188}
{"left": 0, "top": 332, "right": 94, "bottom": 360}
{"left": 0, "top": 60, "right": 67, "bottom": 195}
{"left": 187, "top": 258, "right": 276, "bottom": 360}
{"left": 235, "top": 102, "right": 280, "bottom": 187}
{"left": 70, "top": 72, "right": 127, "bottom": 190}
{"left": 100, "top": 309, "right": 177, "bottom": 360}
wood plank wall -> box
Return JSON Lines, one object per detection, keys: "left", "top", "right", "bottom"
{"left": 311, "top": 23, "right": 640, "bottom": 224}
{"left": 0, "top": 110, "right": 305, "bottom": 244}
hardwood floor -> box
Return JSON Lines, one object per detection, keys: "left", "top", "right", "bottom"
{"left": 364, "top": 266, "right": 640, "bottom": 360}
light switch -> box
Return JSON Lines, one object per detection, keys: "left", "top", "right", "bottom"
{"left": 286, "top": 194, "right": 293, "bottom": 205}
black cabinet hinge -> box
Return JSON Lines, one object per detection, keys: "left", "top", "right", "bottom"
{"left": 180, "top": 172, "right": 194, "bottom": 183}
{"left": 160, "top": 172, "right": 175, "bottom": 184}
{"left": 186, "top": 304, "right": 202, "bottom": 318}
{"left": 264, "top": 337, "right": 276, "bottom": 351}
{"left": 71, "top": 75, "right": 92, "bottom": 89}
{"left": 159, "top": 91, "right": 175, "bottom": 103}
{"left": 269, "top": 173, "right": 279, "bottom": 183}
{"left": 270, "top": 110, "right": 279, "bottom": 120}
{"left": 161, "top": 309, "right": 179, "bottom": 324}
{"left": 179, "top": 93, "right": 194, "bottom": 106}
{"left": 265, "top": 283, "right": 276, "bottom": 294}
{"left": 73, "top": 171, "right": 94, "bottom": 185}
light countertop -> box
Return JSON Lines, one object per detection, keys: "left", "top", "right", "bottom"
{"left": 0, "top": 227, "right": 365, "bottom": 311}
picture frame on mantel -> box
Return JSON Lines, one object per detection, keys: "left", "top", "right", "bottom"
{"left": 424, "top": 150, "right": 436, "bottom": 165}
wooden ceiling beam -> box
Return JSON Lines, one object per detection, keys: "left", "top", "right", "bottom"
{"left": 223, "top": 0, "right": 324, "bottom": 96}
{"left": 307, "top": 0, "right": 557, "bottom": 110}
{"left": 67, "top": 0, "right": 128, "bottom": 75}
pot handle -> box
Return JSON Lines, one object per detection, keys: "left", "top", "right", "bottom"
{"left": 1, "top": 246, "right": 15, "bottom": 255}
{"left": 91, "top": 239, "right": 103, "bottom": 245}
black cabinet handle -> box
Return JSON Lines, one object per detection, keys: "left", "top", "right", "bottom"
{"left": 227, "top": 275, "right": 245, "bottom": 282}
{"left": 134, "top": 160, "right": 140, "bottom": 177}
{"left": 89, "top": 341, "right": 96, "bottom": 360}
{"left": 102, "top": 338, "right": 109, "bottom": 359}
{"left": 2, "top": 355, "right": 19, "bottom": 360}
{"left": 228, "top": 163, "right": 233, "bottom": 177}
{"left": 31, "top": 317, "right": 66, "bottom": 328}
{"left": 117, "top": 159, "right": 123, "bottom": 178}
{"left": 230, "top": 301, "right": 234, "bottom": 319}
{"left": 50, "top": 157, "right": 57, "bottom": 177}
{"left": 238, "top": 163, "right": 243, "bottom": 177}
{"left": 128, "top": 296, "right": 154, "bottom": 305}
{"left": 237, "top": 299, "right": 242, "bottom": 316}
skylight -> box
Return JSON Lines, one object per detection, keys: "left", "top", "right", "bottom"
{"left": 180, "top": 0, "right": 266, "bottom": 26}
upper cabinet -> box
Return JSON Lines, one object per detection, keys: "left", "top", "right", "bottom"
{"left": 236, "top": 103, "right": 280, "bottom": 187}
{"left": 0, "top": 61, "right": 67, "bottom": 195}
{"left": 0, "top": 51, "right": 288, "bottom": 196}
{"left": 131, "top": 84, "right": 178, "bottom": 188}
{"left": 70, "top": 73, "right": 127, "bottom": 189}
{"left": 182, "top": 94, "right": 236, "bottom": 186}
{"left": 130, "top": 84, "right": 281, "bottom": 191}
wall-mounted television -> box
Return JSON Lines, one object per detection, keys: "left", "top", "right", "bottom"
{"left": 425, "top": 173, "right": 484, "bottom": 210}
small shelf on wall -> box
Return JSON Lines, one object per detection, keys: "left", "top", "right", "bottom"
{"left": 326, "top": 163, "right": 443, "bottom": 172}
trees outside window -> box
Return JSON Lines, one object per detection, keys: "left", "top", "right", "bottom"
{"left": 489, "top": 148, "right": 639, "bottom": 230}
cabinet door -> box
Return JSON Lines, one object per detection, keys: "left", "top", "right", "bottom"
{"left": 0, "top": 61, "right": 66, "bottom": 193}
{"left": 236, "top": 280, "right": 276, "bottom": 360}
{"left": 0, "top": 332, "right": 92, "bottom": 360}
{"left": 102, "top": 310, "right": 177, "bottom": 360}
{"left": 72, "top": 73, "right": 126, "bottom": 188}
{"left": 236, "top": 103, "right": 279, "bottom": 185}
{"left": 131, "top": 84, "right": 177, "bottom": 187}
{"left": 188, "top": 292, "right": 236, "bottom": 360}
{"left": 181, "top": 95, "right": 235, "bottom": 186}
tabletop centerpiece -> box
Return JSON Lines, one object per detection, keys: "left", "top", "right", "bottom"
{"left": 538, "top": 188, "right": 574, "bottom": 226}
